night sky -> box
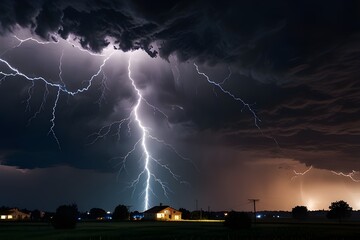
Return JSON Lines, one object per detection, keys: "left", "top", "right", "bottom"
{"left": 0, "top": 0, "right": 360, "bottom": 213}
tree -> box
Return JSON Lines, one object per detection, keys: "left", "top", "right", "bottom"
{"left": 292, "top": 206, "right": 308, "bottom": 220}
{"left": 112, "top": 205, "right": 129, "bottom": 221}
{"left": 89, "top": 208, "right": 106, "bottom": 220}
{"left": 327, "top": 200, "right": 352, "bottom": 222}
{"left": 51, "top": 204, "right": 78, "bottom": 229}
{"left": 224, "top": 211, "right": 251, "bottom": 229}
{"left": 179, "top": 208, "right": 191, "bottom": 220}
{"left": 30, "top": 209, "right": 42, "bottom": 221}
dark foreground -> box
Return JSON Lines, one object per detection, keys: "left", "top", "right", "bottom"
{"left": 1, "top": 220, "right": 360, "bottom": 240}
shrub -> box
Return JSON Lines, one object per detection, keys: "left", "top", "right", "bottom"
{"left": 292, "top": 206, "right": 308, "bottom": 220}
{"left": 327, "top": 200, "right": 352, "bottom": 222}
{"left": 52, "top": 204, "right": 78, "bottom": 229}
{"left": 112, "top": 204, "right": 129, "bottom": 221}
{"left": 89, "top": 208, "right": 106, "bottom": 220}
{"left": 224, "top": 211, "right": 251, "bottom": 229}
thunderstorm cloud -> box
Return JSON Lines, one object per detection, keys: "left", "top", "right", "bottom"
{"left": 0, "top": 0, "right": 360, "bottom": 211}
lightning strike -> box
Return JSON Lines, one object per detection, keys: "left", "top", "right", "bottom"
{"left": 25, "top": 81, "right": 35, "bottom": 112}
{"left": 291, "top": 165, "right": 313, "bottom": 181}
{"left": 1, "top": 33, "right": 191, "bottom": 211}
{"left": 128, "top": 57, "right": 152, "bottom": 211}
{"left": 212, "top": 66, "right": 232, "bottom": 97}
{"left": 0, "top": 36, "right": 114, "bottom": 148}
{"left": 28, "top": 84, "right": 49, "bottom": 125}
{"left": 96, "top": 72, "right": 110, "bottom": 107}
{"left": 331, "top": 170, "right": 360, "bottom": 182}
{"left": 194, "top": 62, "right": 261, "bottom": 129}
{"left": 194, "top": 63, "right": 280, "bottom": 146}
{"left": 48, "top": 88, "right": 61, "bottom": 149}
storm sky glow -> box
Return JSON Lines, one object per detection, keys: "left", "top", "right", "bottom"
{"left": 0, "top": 0, "right": 360, "bottom": 212}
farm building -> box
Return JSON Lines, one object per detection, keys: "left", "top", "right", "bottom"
{"left": 143, "top": 204, "right": 182, "bottom": 221}
{"left": 0, "top": 208, "right": 30, "bottom": 220}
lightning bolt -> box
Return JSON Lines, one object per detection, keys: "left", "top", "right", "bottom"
{"left": 127, "top": 57, "right": 151, "bottom": 210}
{"left": 89, "top": 55, "right": 191, "bottom": 211}
{"left": 0, "top": 36, "right": 114, "bottom": 148}
{"left": 193, "top": 62, "right": 280, "bottom": 147}
{"left": 126, "top": 56, "right": 192, "bottom": 210}
{"left": 1, "top": 33, "right": 192, "bottom": 211}
{"left": 194, "top": 62, "right": 261, "bottom": 129}
{"left": 291, "top": 165, "right": 313, "bottom": 181}
{"left": 331, "top": 170, "right": 360, "bottom": 182}
{"left": 212, "top": 66, "right": 232, "bottom": 97}
{"left": 290, "top": 165, "right": 360, "bottom": 183}
{"left": 96, "top": 72, "right": 110, "bottom": 107}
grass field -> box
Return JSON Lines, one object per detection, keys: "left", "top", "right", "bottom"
{"left": 1, "top": 220, "right": 360, "bottom": 240}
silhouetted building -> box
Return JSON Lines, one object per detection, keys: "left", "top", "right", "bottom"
{"left": 143, "top": 204, "right": 181, "bottom": 221}
{"left": 0, "top": 208, "right": 30, "bottom": 220}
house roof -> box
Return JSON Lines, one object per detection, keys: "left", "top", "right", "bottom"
{"left": 0, "top": 210, "right": 11, "bottom": 215}
{"left": 0, "top": 208, "right": 30, "bottom": 215}
{"left": 144, "top": 206, "right": 171, "bottom": 213}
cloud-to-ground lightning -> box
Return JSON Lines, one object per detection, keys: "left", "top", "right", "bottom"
{"left": 1, "top": 33, "right": 192, "bottom": 211}
{"left": 85, "top": 53, "right": 194, "bottom": 210}
{"left": 88, "top": 55, "right": 192, "bottom": 211}
{"left": 127, "top": 57, "right": 151, "bottom": 210}
{"left": 122, "top": 57, "right": 190, "bottom": 210}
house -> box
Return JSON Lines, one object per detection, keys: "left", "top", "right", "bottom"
{"left": 143, "top": 204, "right": 182, "bottom": 221}
{"left": 0, "top": 208, "right": 30, "bottom": 220}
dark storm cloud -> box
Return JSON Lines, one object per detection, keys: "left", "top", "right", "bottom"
{"left": 210, "top": 35, "right": 360, "bottom": 171}
{"left": 0, "top": 0, "right": 358, "bottom": 65}
{"left": 1, "top": 0, "right": 360, "bottom": 174}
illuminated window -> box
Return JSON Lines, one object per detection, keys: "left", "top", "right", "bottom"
{"left": 174, "top": 215, "right": 180, "bottom": 220}
{"left": 7, "top": 215, "right": 13, "bottom": 219}
{"left": 1, "top": 215, "right": 6, "bottom": 220}
{"left": 156, "top": 213, "right": 164, "bottom": 218}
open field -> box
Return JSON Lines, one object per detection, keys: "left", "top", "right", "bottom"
{"left": 1, "top": 221, "right": 360, "bottom": 240}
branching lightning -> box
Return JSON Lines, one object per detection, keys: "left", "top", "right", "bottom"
{"left": 290, "top": 166, "right": 360, "bottom": 183}
{"left": 127, "top": 57, "right": 151, "bottom": 210}
{"left": 194, "top": 62, "right": 261, "bottom": 129}
{"left": 1, "top": 33, "right": 193, "bottom": 211}
{"left": 0, "top": 35, "right": 114, "bottom": 148}
{"left": 331, "top": 170, "right": 360, "bottom": 182}
{"left": 194, "top": 63, "right": 279, "bottom": 147}
{"left": 291, "top": 165, "right": 313, "bottom": 181}
{"left": 212, "top": 66, "right": 232, "bottom": 97}
{"left": 124, "top": 57, "right": 191, "bottom": 211}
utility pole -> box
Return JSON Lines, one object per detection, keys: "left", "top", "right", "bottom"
{"left": 248, "top": 199, "right": 260, "bottom": 222}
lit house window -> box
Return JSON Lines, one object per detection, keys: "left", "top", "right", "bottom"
{"left": 156, "top": 213, "right": 164, "bottom": 218}
{"left": 7, "top": 215, "right": 13, "bottom": 219}
{"left": 174, "top": 215, "right": 180, "bottom": 220}
{"left": 1, "top": 215, "right": 6, "bottom": 220}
